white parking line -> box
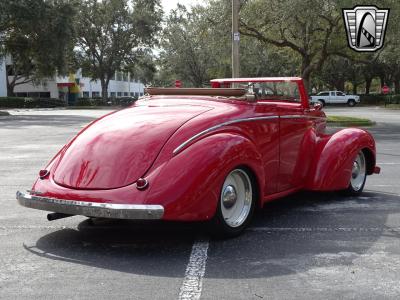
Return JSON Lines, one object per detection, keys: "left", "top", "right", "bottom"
{"left": 179, "top": 238, "right": 209, "bottom": 300}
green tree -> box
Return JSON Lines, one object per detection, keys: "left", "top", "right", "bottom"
{"left": 379, "top": 0, "right": 400, "bottom": 93}
{"left": 159, "top": 5, "right": 219, "bottom": 87}
{"left": 75, "top": 0, "right": 162, "bottom": 100}
{"left": 240, "top": 0, "right": 345, "bottom": 91}
{"left": 315, "top": 57, "right": 354, "bottom": 91}
{"left": 0, "top": 0, "right": 76, "bottom": 96}
{"left": 158, "top": 1, "right": 297, "bottom": 87}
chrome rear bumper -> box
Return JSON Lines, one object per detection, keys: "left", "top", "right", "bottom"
{"left": 16, "top": 191, "right": 164, "bottom": 220}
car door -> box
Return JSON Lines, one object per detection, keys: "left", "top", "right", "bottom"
{"left": 329, "top": 91, "right": 336, "bottom": 103}
{"left": 335, "top": 91, "right": 346, "bottom": 104}
{"left": 254, "top": 101, "right": 280, "bottom": 196}
{"left": 277, "top": 101, "right": 310, "bottom": 192}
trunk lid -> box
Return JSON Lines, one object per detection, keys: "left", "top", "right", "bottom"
{"left": 53, "top": 105, "right": 211, "bottom": 189}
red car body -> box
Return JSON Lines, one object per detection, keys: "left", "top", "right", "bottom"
{"left": 17, "top": 77, "right": 379, "bottom": 231}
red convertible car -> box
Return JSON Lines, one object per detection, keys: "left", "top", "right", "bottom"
{"left": 17, "top": 77, "right": 380, "bottom": 236}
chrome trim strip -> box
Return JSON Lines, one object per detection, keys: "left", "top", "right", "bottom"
{"left": 307, "top": 116, "right": 327, "bottom": 120}
{"left": 173, "top": 116, "right": 279, "bottom": 155}
{"left": 16, "top": 191, "right": 164, "bottom": 220}
{"left": 281, "top": 115, "right": 327, "bottom": 120}
{"left": 280, "top": 115, "right": 304, "bottom": 119}
{"left": 173, "top": 114, "right": 327, "bottom": 155}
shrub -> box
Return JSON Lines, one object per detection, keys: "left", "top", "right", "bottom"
{"left": 0, "top": 97, "right": 66, "bottom": 108}
{"left": 75, "top": 98, "right": 95, "bottom": 106}
{"left": 359, "top": 94, "right": 386, "bottom": 105}
{"left": 75, "top": 97, "right": 109, "bottom": 106}
{"left": 385, "top": 94, "right": 400, "bottom": 104}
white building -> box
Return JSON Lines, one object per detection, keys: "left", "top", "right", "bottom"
{"left": 0, "top": 60, "right": 7, "bottom": 97}
{"left": 0, "top": 57, "right": 145, "bottom": 100}
{"left": 55, "top": 70, "right": 145, "bottom": 101}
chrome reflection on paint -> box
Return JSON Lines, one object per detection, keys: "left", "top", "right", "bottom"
{"left": 173, "top": 114, "right": 326, "bottom": 155}
{"left": 173, "top": 116, "right": 279, "bottom": 155}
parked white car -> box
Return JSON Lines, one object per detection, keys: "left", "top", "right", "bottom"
{"left": 310, "top": 91, "right": 360, "bottom": 107}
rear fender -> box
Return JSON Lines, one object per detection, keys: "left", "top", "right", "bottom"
{"left": 306, "top": 128, "right": 376, "bottom": 191}
{"left": 145, "top": 133, "right": 264, "bottom": 221}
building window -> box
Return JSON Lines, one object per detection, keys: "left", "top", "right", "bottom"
{"left": 130, "top": 92, "right": 134, "bottom": 96}
{"left": 40, "top": 92, "right": 51, "bottom": 98}
{"left": 27, "top": 92, "right": 40, "bottom": 98}
{"left": 139, "top": 92, "right": 143, "bottom": 96}
{"left": 124, "top": 92, "right": 128, "bottom": 96}
{"left": 82, "top": 91, "right": 90, "bottom": 98}
{"left": 92, "top": 91, "right": 100, "bottom": 97}
{"left": 117, "top": 92, "right": 122, "bottom": 97}
{"left": 110, "top": 92, "right": 116, "bottom": 98}
{"left": 123, "top": 73, "right": 128, "bottom": 82}
{"left": 134, "top": 92, "right": 139, "bottom": 98}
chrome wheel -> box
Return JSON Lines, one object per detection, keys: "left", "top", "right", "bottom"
{"left": 350, "top": 151, "right": 366, "bottom": 192}
{"left": 220, "top": 169, "right": 253, "bottom": 228}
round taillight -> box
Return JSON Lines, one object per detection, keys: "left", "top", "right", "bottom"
{"left": 39, "top": 169, "right": 50, "bottom": 179}
{"left": 136, "top": 178, "right": 149, "bottom": 190}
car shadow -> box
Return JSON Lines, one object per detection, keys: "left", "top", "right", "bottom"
{"left": 24, "top": 191, "right": 398, "bottom": 279}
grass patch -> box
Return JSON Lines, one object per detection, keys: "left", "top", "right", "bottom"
{"left": 327, "top": 115, "right": 375, "bottom": 127}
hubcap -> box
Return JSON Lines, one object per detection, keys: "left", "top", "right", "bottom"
{"left": 350, "top": 151, "right": 366, "bottom": 191}
{"left": 220, "top": 169, "right": 252, "bottom": 228}
{"left": 222, "top": 185, "right": 237, "bottom": 208}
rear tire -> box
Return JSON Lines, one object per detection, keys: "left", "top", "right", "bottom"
{"left": 348, "top": 99, "right": 356, "bottom": 107}
{"left": 209, "top": 168, "right": 256, "bottom": 238}
{"left": 344, "top": 151, "right": 367, "bottom": 196}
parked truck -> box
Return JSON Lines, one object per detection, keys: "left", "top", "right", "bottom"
{"left": 310, "top": 91, "right": 360, "bottom": 107}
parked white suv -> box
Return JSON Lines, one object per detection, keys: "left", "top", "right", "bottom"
{"left": 310, "top": 91, "right": 360, "bottom": 107}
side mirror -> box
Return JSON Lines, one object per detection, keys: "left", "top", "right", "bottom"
{"left": 313, "top": 102, "right": 322, "bottom": 111}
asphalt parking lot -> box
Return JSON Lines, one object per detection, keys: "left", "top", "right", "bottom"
{"left": 1, "top": 106, "right": 399, "bottom": 299}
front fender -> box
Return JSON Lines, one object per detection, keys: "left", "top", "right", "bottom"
{"left": 306, "top": 128, "right": 376, "bottom": 191}
{"left": 145, "top": 133, "right": 264, "bottom": 221}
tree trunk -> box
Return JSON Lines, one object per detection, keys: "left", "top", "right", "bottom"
{"left": 379, "top": 75, "right": 385, "bottom": 87}
{"left": 7, "top": 85, "right": 15, "bottom": 97}
{"left": 301, "top": 59, "right": 312, "bottom": 95}
{"left": 100, "top": 78, "right": 108, "bottom": 102}
{"left": 6, "top": 76, "right": 15, "bottom": 97}
{"left": 365, "top": 77, "right": 372, "bottom": 95}
{"left": 301, "top": 64, "right": 312, "bottom": 95}
{"left": 335, "top": 79, "right": 345, "bottom": 92}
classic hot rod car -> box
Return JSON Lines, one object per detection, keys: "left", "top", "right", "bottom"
{"left": 17, "top": 77, "right": 380, "bottom": 237}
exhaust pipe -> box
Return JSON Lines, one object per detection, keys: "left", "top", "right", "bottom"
{"left": 47, "top": 212, "right": 73, "bottom": 221}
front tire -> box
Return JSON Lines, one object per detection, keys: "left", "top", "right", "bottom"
{"left": 318, "top": 99, "right": 325, "bottom": 107}
{"left": 210, "top": 168, "right": 256, "bottom": 238}
{"left": 345, "top": 151, "right": 367, "bottom": 195}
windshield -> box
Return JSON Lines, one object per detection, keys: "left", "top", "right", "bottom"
{"left": 223, "top": 81, "right": 300, "bottom": 102}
